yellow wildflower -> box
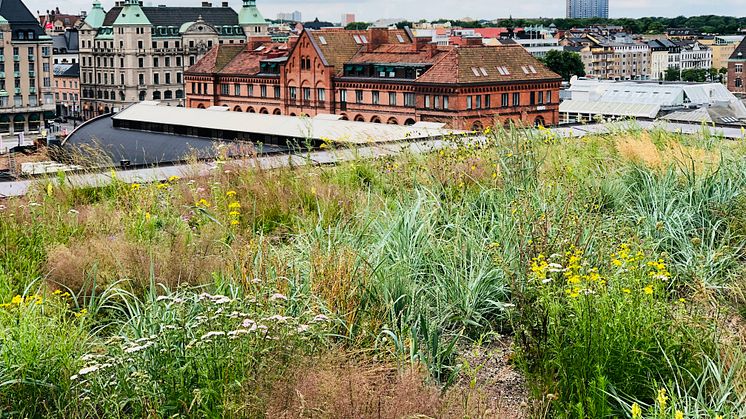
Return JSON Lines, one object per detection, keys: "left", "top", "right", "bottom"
{"left": 675, "top": 410, "right": 684, "bottom": 419}
{"left": 156, "top": 183, "right": 168, "bottom": 190}
{"left": 226, "top": 190, "right": 237, "bottom": 198}
{"left": 227, "top": 202, "right": 241, "bottom": 210}
{"left": 11, "top": 295, "right": 23, "bottom": 305}
{"left": 622, "top": 288, "right": 631, "bottom": 294}
{"left": 131, "top": 183, "right": 141, "bottom": 191}
{"left": 47, "top": 182, "right": 54, "bottom": 197}
{"left": 230, "top": 219, "right": 240, "bottom": 226}
{"left": 643, "top": 285, "right": 654, "bottom": 295}
{"left": 196, "top": 198, "right": 210, "bottom": 208}
{"left": 657, "top": 388, "right": 668, "bottom": 409}
{"left": 168, "top": 175, "right": 180, "bottom": 183}
{"left": 631, "top": 402, "right": 642, "bottom": 419}
{"left": 229, "top": 211, "right": 240, "bottom": 217}
{"left": 145, "top": 212, "right": 151, "bottom": 221}
{"left": 53, "top": 289, "right": 62, "bottom": 295}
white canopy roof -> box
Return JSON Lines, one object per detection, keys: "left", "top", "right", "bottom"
{"left": 113, "top": 102, "right": 464, "bottom": 145}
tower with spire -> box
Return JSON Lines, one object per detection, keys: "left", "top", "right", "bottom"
{"left": 239, "top": 0, "right": 268, "bottom": 38}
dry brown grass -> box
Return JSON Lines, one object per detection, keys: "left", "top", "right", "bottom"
{"left": 45, "top": 229, "right": 227, "bottom": 294}
{"left": 615, "top": 133, "right": 720, "bottom": 172}
{"left": 265, "top": 353, "right": 506, "bottom": 419}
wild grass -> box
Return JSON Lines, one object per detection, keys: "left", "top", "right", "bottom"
{"left": 0, "top": 125, "right": 745, "bottom": 417}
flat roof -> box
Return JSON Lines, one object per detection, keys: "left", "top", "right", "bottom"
{"left": 112, "top": 102, "right": 464, "bottom": 145}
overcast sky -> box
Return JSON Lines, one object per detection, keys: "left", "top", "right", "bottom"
{"left": 39, "top": 0, "right": 745, "bottom": 23}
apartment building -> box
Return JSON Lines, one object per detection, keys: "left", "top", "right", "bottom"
{"left": 647, "top": 38, "right": 679, "bottom": 80}
{"left": 78, "top": 0, "right": 269, "bottom": 120}
{"left": 185, "top": 28, "right": 562, "bottom": 129}
{"left": 0, "top": 0, "right": 56, "bottom": 135}
{"left": 566, "top": 0, "right": 609, "bottom": 19}
{"left": 679, "top": 42, "right": 712, "bottom": 70}
{"left": 579, "top": 35, "right": 650, "bottom": 80}
{"left": 53, "top": 63, "right": 80, "bottom": 119}
{"left": 727, "top": 38, "right": 746, "bottom": 94}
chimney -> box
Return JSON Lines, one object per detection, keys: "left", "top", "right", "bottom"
{"left": 221, "top": 1, "right": 228, "bottom": 6}
{"left": 414, "top": 36, "right": 430, "bottom": 51}
{"left": 464, "top": 36, "right": 483, "bottom": 46}
{"left": 367, "top": 27, "right": 388, "bottom": 52}
{"left": 427, "top": 42, "right": 438, "bottom": 58}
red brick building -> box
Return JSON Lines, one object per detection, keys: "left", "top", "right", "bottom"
{"left": 185, "top": 28, "right": 562, "bottom": 129}
{"left": 728, "top": 38, "right": 746, "bottom": 95}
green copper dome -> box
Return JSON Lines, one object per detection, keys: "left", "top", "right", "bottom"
{"left": 83, "top": 1, "right": 106, "bottom": 29}
{"left": 113, "top": 0, "right": 151, "bottom": 26}
{"left": 238, "top": 0, "right": 267, "bottom": 26}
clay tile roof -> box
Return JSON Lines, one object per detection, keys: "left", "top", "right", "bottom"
{"left": 730, "top": 37, "right": 746, "bottom": 60}
{"left": 219, "top": 43, "right": 288, "bottom": 75}
{"left": 186, "top": 44, "right": 244, "bottom": 74}
{"left": 416, "top": 44, "right": 561, "bottom": 85}
{"left": 308, "top": 29, "right": 412, "bottom": 75}
{"left": 348, "top": 45, "right": 445, "bottom": 65}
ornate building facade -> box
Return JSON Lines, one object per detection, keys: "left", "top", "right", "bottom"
{"left": 78, "top": 0, "right": 268, "bottom": 120}
{"left": 0, "top": 0, "right": 56, "bottom": 134}
{"left": 186, "top": 28, "right": 562, "bottom": 129}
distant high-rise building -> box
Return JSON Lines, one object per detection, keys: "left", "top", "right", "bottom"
{"left": 341, "top": 13, "right": 356, "bottom": 26}
{"left": 276, "top": 11, "right": 301, "bottom": 22}
{"left": 566, "top": 0, "right": 608, "bottom": 19}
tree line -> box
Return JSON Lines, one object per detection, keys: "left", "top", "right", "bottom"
{"left": 345, "top": 16, "right": 746, "bottom": 35}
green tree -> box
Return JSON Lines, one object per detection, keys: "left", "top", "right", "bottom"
{"left": 665, "top": 68, "right": 681, "bottom": 81}
{"left": 345, "top": 22, "right": 370, "bottom": 30}
{"left": 681, "top": 68, "right": 708, "bottom": 82}
{"left": 540, "top": 50, "right": 586, "bottom": 80}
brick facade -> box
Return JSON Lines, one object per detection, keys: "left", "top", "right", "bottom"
{"left": 728, "top": 38, "right": 746, "bottom": 94}
{"left": 186, "top": 28, "right": 562, "bottom": 129}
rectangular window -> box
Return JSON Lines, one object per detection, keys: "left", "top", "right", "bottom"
{"left": 138, "top": 73, "right": 144, "bottom": 85}
{"left": 289, "top": 86, "right": 297, "bottom": 100}
{"left": 372, "top": 90, "right": 379, "bottom": 105}
{"left": 138, "top": 57, "right": 144, "bottom": 68}
{"left": 434, "top": 95, "right": 440, "bottom": 109}
{"left": 512, "top": 92, "right": 520, "bottom": 106}
{"left": 501, "top": 93, "right": 509, "bottom": 107}
{"left": 165, "top": 57, "right": 171, "bottom": 67}
{"left": 545, "top": 91, "right": 551, "bottom": 104}
{"left": 484, "top": 95, "right": 490, "bottom": 108}
{"left": 153, "top": 73, "right": 160, "bottom": 84}
{"left": 260, "top": 84, "right": 267, "bottom": 98}
{"left": 443, "top": 96, "right": 449, "bottom": 109}
{"left": 340, "top": 89, "right": 347, "bottom": 102}
{"left": 530, "top": 91, "right": 536, "bottom": 105}
{"left": 153, "top": 57, "right": 159, "bottom": 67}
{"left": 425, "top": 95, "right": 430, "bottom": 108}
{"left": 274, "top": 86, "right": 280, "bottom": 98}
{"left": 537, "top": 91, "right": 544, "bottom": 105}
{"left": 303, "top": 87, "right": 311, "bottom": 101}
{"left": 221, "top": 84, "right": 229, "bottom": 95}
{"left": 317, "top": 88, "right": 325, "bottom": 102}
{"left": 247, "top": 84, "right": 254, "bottom": 96}
{"left": 476, "top": 95, "right": 482, "bottom": 109}
{"left": 467, "top": 96, "right": 472, "bottom": 109}
{"left": 388, "top": 92, "right": 396, "bottom": 106}
{"left": 404, "top": 93, "right": 415, "bottom": 107}
{"left": 736, "top": 64, "right": 743, "bottom": 73}
{"left": 234, "top": 84, "right": 241, "bottom": 96}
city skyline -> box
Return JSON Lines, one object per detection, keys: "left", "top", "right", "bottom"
{"left": 36, "top": 0, "right": 745, "bottom": 24}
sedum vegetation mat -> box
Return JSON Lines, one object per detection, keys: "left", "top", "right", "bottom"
{"left": 0, "top": 126, "right": 745, "bottom": 418}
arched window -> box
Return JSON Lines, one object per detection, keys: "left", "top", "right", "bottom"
{"left": 164, "top": 90, "right": 173, "bottom": 99}
{"left": 175, "top": 90, "right": 184, "bottom": 99}
{"left": 139, "top": 91, "right": 146, "bottom": 101}
{"left": 354, "top": 114, "right": 365, "bottom": 122}
{"left": 153, "top": 91, "right": 161, "bottom": 100}
{"left": 273, "top": 109, "right": 281, "bottom": 115}
{"left": 404, "top": 118, "right": 416, "bottom": 126}
{"left": 387, "top": 117, "right": 398, "bottom": 125}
